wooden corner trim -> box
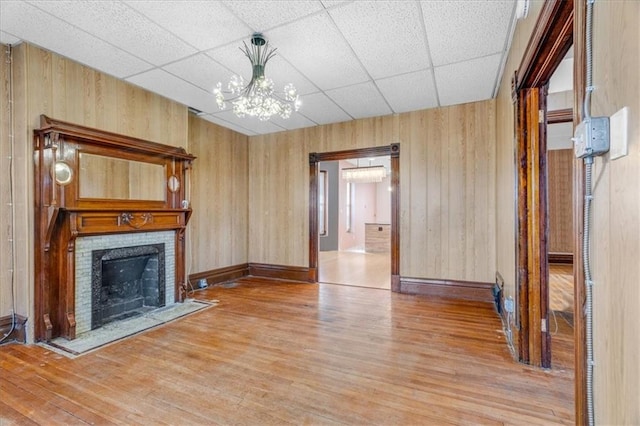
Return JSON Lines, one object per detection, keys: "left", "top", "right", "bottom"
{"left": 399, "top": 277, "right": 494, "bottom": 303}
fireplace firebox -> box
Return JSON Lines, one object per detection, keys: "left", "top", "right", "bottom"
{"left": 91, "top": 244, "right": 165, "bottom": 329}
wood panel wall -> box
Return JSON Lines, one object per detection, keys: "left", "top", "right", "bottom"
{"left": 3, "top": 43, "right": 189, "bottom": 340}
{"left": 547, "top": 149, "right": 573, "bottom": 254}
{"left": 495, "top": 1, "right": 543, "bottom": 330}
{"left": 589, "top": 1, "right": 640, "bottom": 423}
{"left": 249, "top": 102, "right": 496, "bottom": 283}
{"left": 187, "top": 114, "right": 248, "bottom": 275}
{"left": 0, "top": 44, "right": 13, "bottom": 316}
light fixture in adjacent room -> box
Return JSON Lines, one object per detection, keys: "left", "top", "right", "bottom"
{"left": 214, "top": 33, "right": 301, "bottom": 121}
{"left": 341, "top": 165, "right": 387, "bottom": 183}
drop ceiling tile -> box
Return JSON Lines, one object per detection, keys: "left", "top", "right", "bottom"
{"left": 0, "top": 30, "right": 21, "bottom": 45}
{"left": 326, "top": 81, "right": 391, "bottom": 120}
{"left": 126, "top": 69, "right": 217, "bottom": 113}
{"left": 199, "top": 114, "right": 257, "bottom": 136}
{"left": 206, "top": 43, "right": 319, "bottom": 96}
{"left": 163, "top": 54, "right": 233, "bottom": 93}
{"left": 266, "top": 13, "right": 369, "bottom": 90}
{"left": 421, "top": 0, "right": 514, "bottom": 66}
{"left": 222, "top": 1, "right": 323, "bottom": 32}
{"left": 269, "top": 111, "right": 318, "bottom": 131}
{"left": 376, "top": 69, "right": 438, "bottom": 114}
{"left": 434, "top": 54, "right": 502, "bottom": 107}
{"left": 297, "top": 92, "right": 351, "bottom": 125}
{"left": 211, "top": 110, "right": 287, "bottom": 135}
{"left": 330, "top": 1, "right": 430, "bottom": 79}
{"left": 29, "top": 0, "right": 197, "bottom": 66}
{"left": 1, "top": 1, "right": 152, "bottom": 78}
{"left": 124, "top": 1, "right": 251, "bottom": 51}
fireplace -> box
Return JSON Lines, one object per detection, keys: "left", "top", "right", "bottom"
{"left": 91, "top": 244, "right": 165, "bottom": 329}
{"left": 75, "top": 231, "right": 176, "bottom": 336}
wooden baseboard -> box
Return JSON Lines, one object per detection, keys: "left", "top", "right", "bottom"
{"left": 399, "top": 277, "right": 494, "bottom": 302}
{"left": 249, "top": 263, "right": 311, "bottom": 283}
{"left": 0, "top": 314, "right": 27, "bottom": 344}
{"left": 549, "top": 252, "right": 573, "bottom": 264}
{"left": 188, "top": 263, "right": 249, "bottom": 288}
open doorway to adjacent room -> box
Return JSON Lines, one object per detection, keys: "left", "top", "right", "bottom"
{"left": 317, "top": 157, "right": 391, "bottom": 290}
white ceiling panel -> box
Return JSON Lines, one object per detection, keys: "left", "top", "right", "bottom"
{"left": 222, "top": 1, "right": 324, "bottom": 32}
{"left": 421, "top": 0, "right": 514, "bottom": 67}
{"left": 1, "top": 1, "right": 152, "bottom": 78}
{"left": 266, "top": 13, "right": 369, "bottom": 90}
{"left": 326, "top": 82, "right": 392, "bottom": 119}
{"left": 30, "top": 0, "right": 197, "bottom": 66}
{"left": 435, "top": 54, "right": 502, "bottom": 107}
{"left": 330, "top": 1, "right": 430, "bottom": 79}
{"left": 124, "top": 1, "right": 251, "bottom": 51}
{"left": 0, "top": 31, "right": 21, "bottom": 45}
{"left": 126, "top": 69, "right": 217, "bottom": 113}
{"left": 376, "top": 69, "right": 438, "bottom": 114}
{"left": 199, "top": 114, "right": 257, "bottom": 136}
{"left": 297, "top": 92, "right": 351, "bottom": 125}
{"left": 163, "top": 54, "right": 233, "bottom": 93}
{"left": 212, "top": 110, "right": 287, "bottom": 135}
{"left": 2, "top": 0, "right": 521, "bottom": 135}
{"left": 269, "top": 112, "right": 318, "bottom": 131}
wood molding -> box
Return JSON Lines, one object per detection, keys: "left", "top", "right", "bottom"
{"left": 516, "top": 0, "right": 574, "bottom": 90}
{"left": 548, "top": 252, "right": 573, "bottom": 264}
{"left": 309, "top": 144, "right": 400, "bottom": 290}
{"left": 0, "top": 315, "right": 28, "bottom": 344}
{"left": 188, "top": 264, "right": 249, "bottom": 288}
{"left": 514, "top": 0, "right": 574, "bottom": 369}
{"left": 399, "top": 277, "right": 494, "bottom": 303}
{"left": 249, "top": 263, "right": 311, "bottom": 283}
{"left": 573, "top": 0, "right": 587, "bottom": 422}
{"left": 547, "top": 108, "right": 574, "bottom": 124}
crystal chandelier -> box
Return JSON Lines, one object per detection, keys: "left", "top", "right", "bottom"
{"left": 341, "top": 165, "right": 387, "bottom": 183}
{"left": 214, "top": 33, "right": 301, "bottom": 121}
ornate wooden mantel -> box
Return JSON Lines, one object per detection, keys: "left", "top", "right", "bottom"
{"left": 34, "top": 115, "right": 196, "bottom": 342}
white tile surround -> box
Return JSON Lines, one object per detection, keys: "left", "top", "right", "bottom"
{"left": 75, "top": 231, "right": 175, "bottom": 336}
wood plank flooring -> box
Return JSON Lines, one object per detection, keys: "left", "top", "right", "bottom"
{"left": 549, "top": 264, "right": 573, "bottom": 313}
{"left": 0, "top": 277, "right": 573, "bottom": 425}
{"left": 319, "top": 250, "right": 390, "bottom": 289}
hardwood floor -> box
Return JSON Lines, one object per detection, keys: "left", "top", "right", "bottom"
{"left": 319, "top": 250, "right": 390, "bottom": 289}
{"left": 550, "top": 263, "right": 573, "bottom": 313}
{"left": 0, "top": 277, "right": 573, "bottom": 425}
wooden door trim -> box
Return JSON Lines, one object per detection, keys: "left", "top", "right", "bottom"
{"left": 548, "top": 108, "right": 574, "bottom": 124}
{"left": 309, "top": 144, "right": 400, "bottom": 289}
{"left": 514, "top": 0, "right": 573, "bottom": 367}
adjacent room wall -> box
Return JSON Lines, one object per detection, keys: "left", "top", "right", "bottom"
{"left": 249, "top": 101, "right": 496, "bottom": 283}
{"left": 0, "top": 44, "right": 13, "bottom": 318}
{"left": 5, "top": 43, "right": 189, "bottom": 341}
{"left": 589, "top": 1, "right": 640, "bottom": 423}
{"left": 187, "top": 114, "right": 248, "bottom": 275}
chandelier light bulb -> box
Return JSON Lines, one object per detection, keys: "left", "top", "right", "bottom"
{"left": 214, "top": 33, "right": 300, "bottom": 121}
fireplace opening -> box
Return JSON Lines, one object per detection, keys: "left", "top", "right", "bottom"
{"left": 91, "top": 243, "right": 165, "bottom": 329}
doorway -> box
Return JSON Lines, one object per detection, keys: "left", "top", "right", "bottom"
{"left": 309, "top": 144, "right": 400, "bottom": 291}
{"left": 318, "top": 157, "right": 391, "bottom": 289}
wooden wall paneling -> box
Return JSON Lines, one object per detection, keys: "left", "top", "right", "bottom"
{"left": 589, "top": 1, "right": 640, "bottom": 424}
{"left": 0, "top": 44, "right": 12, "bottom": 317}
{"left": 187, "top": 115, "right": 248, "bottom": 275}
{"left": 547, "top": 149, "right": 574, "bottom": 255}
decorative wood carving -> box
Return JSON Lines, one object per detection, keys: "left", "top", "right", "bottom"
{"left": 34, "top": 116, "right": 196, "bottom": 341}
